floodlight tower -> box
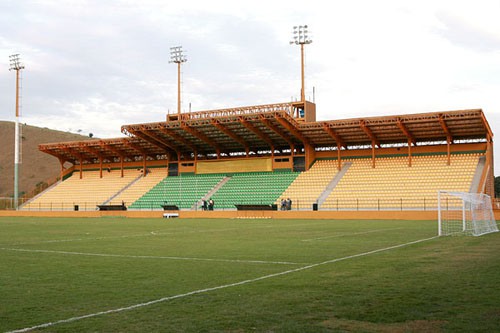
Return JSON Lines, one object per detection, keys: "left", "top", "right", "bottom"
{"left": 9, "top": 54, "right": 24, "bottom": 210}
{"left": 169, "top": 46, "right": 187, "bottom": 116}
{"left": 290, "top": 25, "right": 312, "bottom": 102}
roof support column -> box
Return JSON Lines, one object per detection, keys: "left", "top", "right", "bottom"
{"left": 439, "top": 114, "right": 452, "bottom": 166}
{"left": 194, "top": 150, "right": 198, "bottom": 173}
{"left": 360, "top": 120, "right": 379, "bottom": 168}
{"left": 337, "top": 145, "right": 342, "bottom": 171}
{"left": 446, "top": 136, "right": 451, "bottom": 166}
{"left": 79, "top": 157, "right": 83, "bottom": 179}
{"left": 143, "top": 155, "right": 147, "bottom": 177}
{"left": 120, "top": 156, "right": 124, "bottom": 178}
{"left": 58, "top": 157, "right": 66, "bottom": 182}
{"left": 99, "top": 157, "right": 103, "bottom": 178}
{"left": 304, "top": 143, "right": 315, "bottom": 171}
{"left": 371, "top": 141, "right": 376, "bottom": 169}
{"left": 407, "top": 139, "right": 412, "bottom": 168}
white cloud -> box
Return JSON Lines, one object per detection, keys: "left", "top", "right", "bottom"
{"left": 0, "top": 0, "right": 499, "bottom": 175}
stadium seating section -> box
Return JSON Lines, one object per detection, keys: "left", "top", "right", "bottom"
{"left": 321, "top": 153, "right": 479, "bottom": 210}
{"left": 129, "top": 173, "right": 226, "bottom": 210}
{"left": 277, "top": 159, "right": 340, "bottom": 210}
{"left": 23, "top": 169, "right": 144, "bottom": 211}
{"left": 21, "top": 152, "right": 482, "bottom": 211}
{"left": 210, "top": 171, "right": 300, "bottom": 209}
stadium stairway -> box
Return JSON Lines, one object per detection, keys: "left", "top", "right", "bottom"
{"left": 192, "top": 176, "right": 231, "bottom": 210}
{"left": 106, "top": 168, "right": 168, "bottom": 207}
{"left": 21, "top": 169, "right": 143, "bottom": 211}
{"left": 317, "top": 161, "right": 352, "bottom": 208}
{"left": 469, "top": 156, "right": 485, "bottom": 193}
{"left": 277, "top": 160, "right": 340, "bottom": 210}
{"left": 321, "top": 153, "right": 481, "bottom": 210}
{"left": 129, "top": 173, "right": 227, "bottom": 210}
{"left": 102, "top": 173, "right": 144, "bottom": 205}
{"left": 210, "top": 171, "right": 300, "bottom": 209}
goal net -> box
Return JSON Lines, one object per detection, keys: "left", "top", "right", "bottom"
{"left": 438, "top": 191, "right": 498, "bottom": 236}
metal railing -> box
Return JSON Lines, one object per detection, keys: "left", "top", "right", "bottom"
{"left": 1, "top": 197, "right": 448, "bottom": 212}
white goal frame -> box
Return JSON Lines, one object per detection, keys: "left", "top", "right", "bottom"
{"left": 438, "top": 191, "right": 498, "bottom": 236}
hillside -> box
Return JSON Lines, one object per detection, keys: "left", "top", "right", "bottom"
{"left": 0, "top": 121, "right": 92, "bottom": 198}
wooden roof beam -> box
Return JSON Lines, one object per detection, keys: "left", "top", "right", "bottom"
{"left": 396, "top": 119, "right": 416, "bottom": 146}
{"left": 259, "top": 115, "right": 294, "bottom": 147}
{"left": 59, "top": 146, "right": 93, "bottom": 163}
{"left": 122, "top": 139, "right": 155, "bottom": 159}
{"left": 479, "top": 111, "right": 494, "bottom": 142}
{"left": 239, "top": 117, "right": 275, "bottom": 151}
{"left": 360, "top": 120, "right": 380, "bottom": 147}
{"left": 158, "top": 127, "right": 198, "bottom": 153}
{"left": 79, "top": 143, "right": 108, "bottom": 160}
{"left": 211, "top": 119, "right": 249, "bottom": 151}
{"left": 181, "top": 123, "right": 220, "bottom": 152}
{"left": 322, "top": 123, "right": 346, "bottom": 148}
{"left": 127, "top": 128, "right": 174, "bottom": 153}
{"left": 39, "top": 148, "right": 70, "bottom": 164}
{"left": 99, "top": 141, "right": 131, "bottom": 160}
{"left": 140, "top": 127, "right": 178, "bottom": 152}
{"left": 438, "top": 114, "right": 453, "bottom": 143}
{"left": 275, "top": 116, "right": 310, "bottom": 146}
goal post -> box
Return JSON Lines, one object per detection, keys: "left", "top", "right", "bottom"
{"left": 438, "top": 191, "right": 498, "bottom": 236}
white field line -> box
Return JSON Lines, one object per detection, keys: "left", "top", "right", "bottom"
{"left": 6, "top": 235, "right": 439, "bottom": 333}
{"left": 0, "top": 227, "right": 252, "bottom": 247}
{"left": 301, "top": 227, "right": 404, "bottom": 242}
{"left": 0, "top": 247, "right": 305, "bottom": 265}
{"left": 0, "top": 221, "right": 334, "bottom": 247}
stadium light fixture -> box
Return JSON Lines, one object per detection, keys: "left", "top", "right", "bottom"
{"left": 9, "top": 54, "right": 25, "bottom": 210}
{"left": 290, "top": 25, "right": 312, "bottom": 102}
{"left": 169, "top": 46, "right": 187, "bottom": 116}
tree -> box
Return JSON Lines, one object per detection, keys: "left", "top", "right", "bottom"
{"left": 89, "top": 133, "right": 94, "bottom": 138}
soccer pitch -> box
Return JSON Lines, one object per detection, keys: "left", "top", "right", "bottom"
{"left": 1, "top": 217, "right": 499, "bottom": 332}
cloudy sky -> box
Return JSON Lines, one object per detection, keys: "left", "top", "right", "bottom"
{"left": 1, "top": 0, "right": 499, "bottom": 175}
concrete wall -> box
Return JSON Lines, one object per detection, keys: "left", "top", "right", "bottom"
{"left": 0, "top": 210, "right": 438, "bottom": 220}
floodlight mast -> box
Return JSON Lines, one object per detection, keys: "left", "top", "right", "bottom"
{"left": 9, "top": 54, "right": 25, "bottom": 210}
{"left": 290, "top": 25, "right": 312, "bottom": 102}
{"left": 169, "top": 46, "right": 187, "bottom": 116}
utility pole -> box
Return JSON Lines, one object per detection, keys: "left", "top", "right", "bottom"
{"left": 9, "top": 54, "right": 24, "bottom": 210}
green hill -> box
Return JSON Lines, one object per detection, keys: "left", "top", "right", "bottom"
{"left": 0, "top": 121, "right": 91, "bottom": 198}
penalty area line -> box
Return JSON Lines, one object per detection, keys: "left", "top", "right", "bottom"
{"left": 301, "top": 227, "right": 404, "bottom": 242}
{"left": 6, "top": 235, "right": 438, "bottom": 333}
{"left": 0, "top": 247, "right": 305, "bottom": 265}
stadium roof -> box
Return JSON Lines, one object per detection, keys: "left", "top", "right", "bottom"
{"left": 39, "top": 104, "right": 493, "bottom": 165}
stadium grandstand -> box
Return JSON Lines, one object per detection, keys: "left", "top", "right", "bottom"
{"left": 17, "top": 103, "right": 496, "bottom": 219}
{"left": 4, "top": 33, "right": 496, "bottom": 219}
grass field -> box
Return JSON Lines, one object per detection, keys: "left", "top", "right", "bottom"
{"left": 0, "top": 217, "right": 499, "bottom": 332}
